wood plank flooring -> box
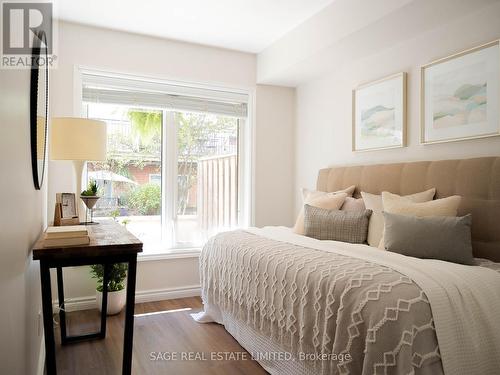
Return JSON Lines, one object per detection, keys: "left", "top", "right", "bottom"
{"left": 54, "top": 297, "right": 267, "bottom": 374}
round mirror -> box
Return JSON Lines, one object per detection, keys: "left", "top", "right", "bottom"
{"left": 30, "top": 30, "right": 49, "bottom": 190}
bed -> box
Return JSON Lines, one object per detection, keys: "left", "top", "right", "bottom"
{"left": 195, "top": 157, "right": 500, "bottom": 375}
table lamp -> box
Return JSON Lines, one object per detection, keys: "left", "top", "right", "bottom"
{"left": 51, "top": 117, "right": 107, "bottom": 222}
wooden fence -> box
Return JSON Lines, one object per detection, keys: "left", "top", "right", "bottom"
{"left": 197, "top": 154, "right": 238, "bottom": 232}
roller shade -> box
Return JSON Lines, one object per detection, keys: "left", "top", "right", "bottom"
{"left": 81, "top": 71, "right": 248, "bottom": 118}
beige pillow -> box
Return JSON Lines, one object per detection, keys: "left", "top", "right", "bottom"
{"left": 293, "top": 186, "right": 355, "bottom": 235}
{"left": 301, "top": 185, "right": 355, "bottom": 201}
{"left": 379, "top": 192, "right": 462, "bottom": 249}
{"left": 293, "top": 192, "right": 348, "bottom": 235}
{"left": 341, "top": 197, "right": 366, "bottom": 212}
{"left": 361, "top": 188, "right": 436, "bottom": 247}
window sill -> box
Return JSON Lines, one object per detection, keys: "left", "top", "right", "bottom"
{"left": 138, "top": 248, "right": 201, "bottom": 262}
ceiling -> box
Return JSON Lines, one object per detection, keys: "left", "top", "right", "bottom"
{"left": 57, "top": 0, "right": 335, "bottom": 53}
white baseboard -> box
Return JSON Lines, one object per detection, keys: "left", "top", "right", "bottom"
{"left": 39, "top": 286, "right": 200, "bottom": 372}
{"left": 52, "top": 285, "right": 201, "bottom": 313}
{"left": 37, "top": 333, "right": 45, "bottom": 375}
{"left": 135, "top": 285, "right": 201, "bottom": 303}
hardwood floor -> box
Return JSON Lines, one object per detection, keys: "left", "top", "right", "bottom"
{"left": 54, "top": 297, "right": 267, "bottom": 374}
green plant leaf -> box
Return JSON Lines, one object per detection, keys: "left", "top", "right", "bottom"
{"left": 89, "top": 263, "right": 128, "bottom": 292}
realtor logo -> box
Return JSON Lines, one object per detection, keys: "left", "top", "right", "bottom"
{"left": 1, "top": 1, "right": 56, "bottom": 68}
{"left": 2, "top": 1, "right": 52, "bottom": 54}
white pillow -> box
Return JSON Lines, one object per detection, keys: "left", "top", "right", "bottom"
{"left": 361, "top": 188, "right": 436, "bottom": 247}
{"left": 379, "top": 192, "right": 462, "bottom": 249}
{"left": 293, "top": 186, "right": 355, "bottom": 235}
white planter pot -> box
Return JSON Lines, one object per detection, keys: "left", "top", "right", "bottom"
{"left": 96, "top": 289, "right": 126, "bottom": 315}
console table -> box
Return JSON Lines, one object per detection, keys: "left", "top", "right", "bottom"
{"left": 32, "top": 220, "right": 143, "bottom": 375}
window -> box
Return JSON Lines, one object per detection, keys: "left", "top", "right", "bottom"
{"left": 84, "top": 103, "right": 163, "bottom": 251}
{"left": 173, "top": 111, "right": 239, "bottom": 246}
{"left": 81, "top": 71, "right": 250, "bottom": 254}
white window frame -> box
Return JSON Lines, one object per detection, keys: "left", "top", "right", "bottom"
{"left": 75, "top": 67, "right": 254, "bottom": 255}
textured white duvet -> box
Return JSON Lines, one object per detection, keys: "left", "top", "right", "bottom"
{"left": 197, "top": 226, "right": 500, "bottom": 375}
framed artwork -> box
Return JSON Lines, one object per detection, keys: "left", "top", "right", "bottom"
{"left": 421, "top": 40, "right": 500, "bottom": 144}
{"left": 352, "top": 72, "right": 407, "bottom": 152}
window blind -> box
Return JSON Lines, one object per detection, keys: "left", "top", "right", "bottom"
{"left": 81, "top": 71, "right": 248, "bottom": 118}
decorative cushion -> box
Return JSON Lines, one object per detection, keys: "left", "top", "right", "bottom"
{"left": 304, "top": 205, "right": 373, "bottom": 243}
{"left": 293, "top": 193, "right": 348, "bottom": 235}
{"left": 361, "top": 188, "right": 436, "bottom": 247}
{"left": 293, "top": 186, "right": 355, "bottom": 235}
{"left": 341, "top": 197, "right": 366, "bottom": 212}
{"left": 379, "top": 192, "right": 462, "bottom": 249}
{"left": 301, "top": 186, "right": 355, "bottom": 201}
{"left": 383, "top": 212, "right": 474, "bottom": 265}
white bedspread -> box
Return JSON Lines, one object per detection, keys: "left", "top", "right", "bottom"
{"left": 245, "top": 227, "right": 500, "bottom": 375}
{"left": 196, "top": 226, "right": 500, "bottom": 375}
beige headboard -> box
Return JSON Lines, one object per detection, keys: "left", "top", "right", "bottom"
{"left": 317, "top": 157, "right": 500, "bottom": 262}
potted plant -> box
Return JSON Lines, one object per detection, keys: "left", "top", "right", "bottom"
{"left": 90, "top": 263, "right": 128, "bottom": 315}
{"left": 81, "top": 179, "right": 100, "bottom": 224}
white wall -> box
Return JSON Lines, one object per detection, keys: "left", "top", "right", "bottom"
{"left": 0, "top": 70, "right": 46, "bottom": 374}
{"left": 48, "top": 22, "right": 295, "bottom": 304}
{"left": 257, "top": 0, "right": 499, "bottom": 86}
{"left": 257, "top": 0, "right": 414, "bottom": 85}
{"left": 49, "top": 21, "right": 258, "bottom": 225}
{"left": 255, "top": 85, "right": 296, "bottom": 227}
{"left": 294, "top": 1, "right": 500, "bottom": 213}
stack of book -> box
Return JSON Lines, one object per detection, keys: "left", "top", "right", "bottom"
{"left": 43, "top": 226, "right": 90, "bottom": 248}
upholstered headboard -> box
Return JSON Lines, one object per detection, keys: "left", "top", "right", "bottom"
{"left": 317, "top": 157, "right": 500, "bottom": 262}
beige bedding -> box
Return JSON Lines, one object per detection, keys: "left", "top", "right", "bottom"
{"left": 196, "top": 227, "right": 500, "bottom": 375}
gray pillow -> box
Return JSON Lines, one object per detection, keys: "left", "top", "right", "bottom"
{"left": 304, "top": 204, "right": 372, "bottom": 243}
{"left": 383, "top": 212, "right": 474, "bottom": 265}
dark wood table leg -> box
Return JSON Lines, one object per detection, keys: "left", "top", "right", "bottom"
{"left": 100, "top": 263, "right": 110, "bottom": 339}
{"left": 55, "top": 263, "right": 110, "bottom": 345}
{"left": 122, "top": 257, "right": 137, "bottom": 375}
{"left": 56, "top": 267, "right": 67, "bottom": 345}
{"left": 40, "top": 261, "right": 57, "bottom": 375}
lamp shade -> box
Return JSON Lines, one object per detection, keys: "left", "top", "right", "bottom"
{"left": 51, "top": 117, "right": 107, "bottom": 161}
{"left": 36, "top": 116, "right": 47, "bottom": 157}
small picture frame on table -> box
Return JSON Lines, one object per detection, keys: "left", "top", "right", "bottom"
{"left": 54, "top": 193, "right": 80, "bottom": 226}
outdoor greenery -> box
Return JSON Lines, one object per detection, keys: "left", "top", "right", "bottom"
{"left": 128, "top": 111, "right": 162, "bottom": 146}
{"left": 90, "top": 263, "right": 128, "bottom": 292}
{"left": 89, "top": 105, "right": 237, "bottom": 218}
{"left": 175, "top": 112, "right": 237, "bottom": 214}
{"left": 126, "top": 183, "right": 161, "bottom": 215}
{"left": 125, "top": 109, "right": 237, "bottom": 215}
{"left": 110, "top": 208, "right": 120, "bottom": 221}
{"left": 90, "top": 109, "right": 162, "bottom": 178}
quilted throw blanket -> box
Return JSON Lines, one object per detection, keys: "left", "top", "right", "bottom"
{"left": 196, "top": 227, "right": 500, "bottom": 375}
